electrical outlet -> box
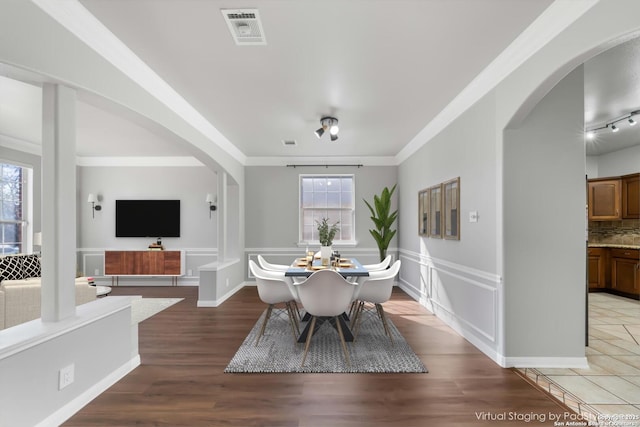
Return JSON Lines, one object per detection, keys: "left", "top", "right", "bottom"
{"left": 59, "top": 364, "right": 74, "bottom": 390}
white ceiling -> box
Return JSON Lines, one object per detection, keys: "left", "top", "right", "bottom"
{"left": 0, "top": 1, "right": 638, "bottom": 161}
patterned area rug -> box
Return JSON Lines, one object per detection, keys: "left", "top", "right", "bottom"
{"left": 225, "top": 308, "right": 428, "bottom": 373}
{"left": 130, "top": 297, "right": 183, "bottom": 324}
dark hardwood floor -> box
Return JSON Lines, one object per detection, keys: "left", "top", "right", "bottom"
{"left": 64, "top": 286, "right": 567, "bottom": 426}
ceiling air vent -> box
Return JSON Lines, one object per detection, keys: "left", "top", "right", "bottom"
{"left": 282, "top": 140, "right": 297, "bottom": 147}
{"left": 221, "top": 9, "right": 266, "bottom": 46}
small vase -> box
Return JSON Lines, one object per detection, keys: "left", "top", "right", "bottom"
{"left": 320, "top": 245, "right": 332, "bottom": 266}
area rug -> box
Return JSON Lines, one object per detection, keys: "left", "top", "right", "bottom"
{"left": 130, "top": 297, "right": 183, "bottom": 324}
{"left": 225, "top": 308, "right": 428, "bottom": 373}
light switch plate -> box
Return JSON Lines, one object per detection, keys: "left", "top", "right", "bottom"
{"left": 469, "top": 211, "right": 479, "bottom": 223}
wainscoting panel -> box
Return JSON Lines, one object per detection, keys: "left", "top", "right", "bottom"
{"left": 77, "top": 248, "right": 216, "bottom": 286}
{"left": 398, "top": 249, "right": 503, "bottom": 364}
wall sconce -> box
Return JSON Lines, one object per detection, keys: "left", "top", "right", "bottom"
{"left": 87, "top": 193, "right": 102, "bottom": 218}
{"left": 206, "top": 193, "right": 217, "bottom": 218}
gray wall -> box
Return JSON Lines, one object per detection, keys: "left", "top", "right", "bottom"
{"left": 503, "top": 66, "right": 586, "bottom": 358}
{"left": 590, "top": 144, "right": 640, "bottom": 178}
{"left": 397, "top": 92, "right": 502, "bottom": 360}
{"left": 244, "top": 165, "right": 397, "bottom": 278}
{"left": 77, "top": 165, "right": 218, "bottom": 280}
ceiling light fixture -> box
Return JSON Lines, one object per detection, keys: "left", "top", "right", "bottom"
{"left": 585, "top": 109, "right": 640, "bottom": 137}
{"left": 315, "top": 116, "right": 339, "bottom": 141}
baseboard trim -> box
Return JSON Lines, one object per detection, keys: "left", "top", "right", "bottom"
{"left": 197, "top": 282, "right": 246, "bottom": 307}
{"left": 502, "top": 356, "right": 589, "bottom": 369}
{"left": 37, "top": 354, "right": 141, "bottom": 427}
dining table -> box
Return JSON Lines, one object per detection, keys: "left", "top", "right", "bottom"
{"left": 285, "top": 256, "right": 369, "bottom": 343}
{"left": 284, "top": 257, "right": 369, "bottom": 278}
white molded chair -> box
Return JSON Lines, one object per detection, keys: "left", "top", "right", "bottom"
{"left": 257, "top": 255, "right": 289, "bottom": 272}
{"left": 362, "top": 255, "right": 392, "bottom": 272}
{"left": 249, "top": 260, "right": 299, "bottom": 345}
{"left": 293, "top": 269, "right": 358, "bottom": 367}
{"left": 348, "top": 255, "right": 393, "bottom": 314}
{"left": 352, "top": 260, "right": 401, "bottom": 345}
{"left": 256, "top": 255, "right": 303, "bottom": 318}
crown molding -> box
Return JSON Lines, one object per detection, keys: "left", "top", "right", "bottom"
{"left": 0, "top": 132, "right": 41, "bottom": 156}
{"left": 395, "top": 0, "right": 598, "bottom": 164}
{"left": 31, "top": 0, "right": 247, "bottom": 166}
{"left": 244, "top": 156, "right": 398, "bottom": 167}
{"left": 76, "top": 156, "right": 205, "bottom": 167}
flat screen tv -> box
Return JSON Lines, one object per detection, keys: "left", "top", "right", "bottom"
{"left": 115, "top": 200, "right": 180, "bottom": 237}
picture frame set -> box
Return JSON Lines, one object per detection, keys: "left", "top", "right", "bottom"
{"left": 418, "top": 177, "right": 460, "bottom": 240}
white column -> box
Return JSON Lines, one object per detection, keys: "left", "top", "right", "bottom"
{"left": 216, "top": 171, "right": 227, "bottom": 261}
{"left": 41, "top": 84, "right": 77, "bottom": 322}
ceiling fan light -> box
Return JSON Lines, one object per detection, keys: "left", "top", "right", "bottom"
{"left": 329, "top": 125, "right": 339, "bottom": 135}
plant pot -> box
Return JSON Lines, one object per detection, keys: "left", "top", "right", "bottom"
{"left": 320, "top": 245, "right": 332, "bottom": 266}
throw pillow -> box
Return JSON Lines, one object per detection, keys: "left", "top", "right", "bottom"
{"left": 0, "top": 255, "right": 24, "bottom": 280}
{"left": 22, "top": 254, "right": 41, "bottom": 278}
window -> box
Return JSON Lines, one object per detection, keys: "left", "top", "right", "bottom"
{"left": 0, "top": 162, "right": 30, "bottom": 255}
{"left": 300, "top": 174, "right": 355, "bottom": 245}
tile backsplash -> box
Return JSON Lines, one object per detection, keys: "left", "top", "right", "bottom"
{"left": 588, "top": 219, "right": 640, "bottom": 246}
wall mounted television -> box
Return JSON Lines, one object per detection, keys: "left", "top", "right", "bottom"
{"left": 115, "top": 200, "right": 180, "bottom": 237}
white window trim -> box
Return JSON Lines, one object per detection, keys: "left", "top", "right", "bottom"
{"left": 0, "top": 161, "right": 33, "bottom": 254}
{"left": 298, "top": 173, "right": 357, "bottom": 247}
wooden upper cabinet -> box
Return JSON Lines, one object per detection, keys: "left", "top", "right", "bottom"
{"left": 622, "top": 173, "right": 640, "bottom": 219}
{"left": 588, "top": 178, "right": 621, "bottom": 220}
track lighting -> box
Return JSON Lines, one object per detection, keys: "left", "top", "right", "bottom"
{"left": 585, "top": 109, "right": 640, "bottom": 137}
{"left": 314, "top": 116, "right": 339, "bottom": 141}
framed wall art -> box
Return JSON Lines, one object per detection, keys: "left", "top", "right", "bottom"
{"left": 443, "top": 177, "right": 460, "bottom": 240}
{"left": 418, "top": 188, "right": 429, "bottom": 235}
{"left": 429, "top": 184, "right": 442, "bottom": 238}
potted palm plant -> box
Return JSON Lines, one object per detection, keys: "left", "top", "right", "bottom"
{"left": 316, "top": 217, "right": 339, "bottom": 263}
{"left": 364, "top": 184, "right": 398, "bottom": 262}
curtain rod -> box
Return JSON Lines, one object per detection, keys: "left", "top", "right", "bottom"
{"left": 286, "top": 164, "right": 363, "bottom": 168}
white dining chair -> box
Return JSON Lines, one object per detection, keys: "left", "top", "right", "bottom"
{"left": 362, "top": 255, "right": 392, "bottom": 272}
{"left": 257, "top": 255, "right": 289, "bottom": 272}
{"left": 256, "top": 255, "right": 303, "bottom": 319}
{"left": 293, "top": 269, "right": 358, "bottom": 367}
{"left": 351, "top": 260, "right": 401, "bottom": 345}
{"left": 347, "top": 255, "right": 393, "bottom": 316}
{"left": 248, "top": 260, "right": 300, "bottom": 345}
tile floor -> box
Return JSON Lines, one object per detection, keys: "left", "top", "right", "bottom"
{"left": 519, "top": 293, "right": 640, "bottom": 426}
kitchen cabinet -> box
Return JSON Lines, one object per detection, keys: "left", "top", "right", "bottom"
{"left": 587, "top": 247, "right": 607, "bottom": 290}
{"left": 588, "top": 178, "right": 621, "bottom": 220}
{"left": 622, "top": 173, "right": 639, "bottom": 219}
{"left": 610, "top": 248, "right": 639, "bottom": 299}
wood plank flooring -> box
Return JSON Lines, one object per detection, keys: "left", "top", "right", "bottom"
{"left": 64, "top": 286, "right": 568, "bottom": 426}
